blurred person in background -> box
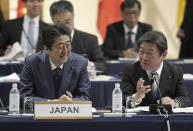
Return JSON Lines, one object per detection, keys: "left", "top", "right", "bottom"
{"left": 103, "top": 0, "right": 152, "bottom": 59}
{"left": 37, "top": 0, "right": 107, "bottom": 74}
{"left": 177, "top": 0, "right": 193, "bottom": 58}
{"left": 0, "top": 0, "right": 48, "bottom": 56}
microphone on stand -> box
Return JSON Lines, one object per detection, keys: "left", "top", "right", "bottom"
{"left": 149, "top": 73, "right": 172, "bottom": 114}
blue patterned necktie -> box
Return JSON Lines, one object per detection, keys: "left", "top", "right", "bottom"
{"left": 151, "top": 72, "right": 159, "bottom": 100}
{"left": 27, "top": 20, "right": 35, "bottom": 52}
{"left": 52, "top": 67, "right": 62, "bottom": 97}
{"left": 126, "top": 31, "right": 134, "bottom": 49}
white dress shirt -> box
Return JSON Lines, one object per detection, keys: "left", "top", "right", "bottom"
{"left": 123, "top": 23, "right": 138, "bottom": 46}
{"left": 21, "top": 15, "right": 40, "bottom": 55}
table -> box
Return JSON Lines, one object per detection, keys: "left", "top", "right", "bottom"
{"left": 1, "top": 59, "right": 193, "bottom": 76}
{"left": 1, "top": 80, "right": 193, "bottom": 108}
{"left": 107, "top": 59, "right": 193, "bottom": 75}
{"left": 0, "top": 62, "right": 23, "bottom": 76}
{"left": 0, "top": 114, "right": 193, "bottom": 131}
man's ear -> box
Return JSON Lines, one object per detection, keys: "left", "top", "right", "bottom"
{"left": 162, "top": 50, "right": 167, "bottom": 58}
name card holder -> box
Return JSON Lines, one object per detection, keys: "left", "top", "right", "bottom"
{"left": 34, "top": 101, "right": 92, "bottom": 120}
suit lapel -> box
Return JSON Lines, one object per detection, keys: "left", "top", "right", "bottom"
{"left": 58, "top": 54, "right": 76, "bottom": 97}
{"left": 17, "top": 17, "right": 24, "bottom": 43}
{"left": 118, "top": 23, "right": 126, "bottom": 49}
{"left": 159, "top": 62, "right": 172, "bottom": 97}
{"left": 38, "top": 52, "right": 55, "bottom": 97}
{"left": 136, "top": 22, "right": 143, "bottom": 41}
{"left": 71, "top": 30, "right": 85, "bottom": 54}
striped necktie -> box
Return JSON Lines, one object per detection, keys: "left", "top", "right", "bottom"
{"left": 151, "top": 72, "right": 159, "bottom": 100}
{"left": 27, "top": 20, "right": 35, "bottom": 53}
{"left": 126, "top": 31, "right": 134, "bottom": 49}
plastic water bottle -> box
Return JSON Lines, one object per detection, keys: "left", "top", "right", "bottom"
{"left": 112, "top": 83, "right": 122, "bottom": 113}
{"left": 9, "top": 83, "right": 20, "bottom": 114}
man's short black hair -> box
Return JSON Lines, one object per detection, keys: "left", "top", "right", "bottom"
{"left": 121, "top": 0, "right": 141, "bottom": 12}
{"left": 137, "top": 31, "right": 168, "bottom": 55}
{"left": 42, "top": 24, "right": 71, "bottom": 50}
{"left": 50, "top": 0, "right": 74, "bottom": 17}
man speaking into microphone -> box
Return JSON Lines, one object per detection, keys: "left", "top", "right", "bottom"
{"left": 120, "top": 30, "right": 191, "bottom": 108}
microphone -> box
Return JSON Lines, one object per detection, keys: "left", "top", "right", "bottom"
{"left": 149, "top": 74, "right": 172, "bottom": 114}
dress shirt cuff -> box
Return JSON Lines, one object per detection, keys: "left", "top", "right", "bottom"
{"left": 174, "top": 99, "right": 181, "bottom": 108}
{"left": 133, "top": 94, "right": 142, "bottom": 105}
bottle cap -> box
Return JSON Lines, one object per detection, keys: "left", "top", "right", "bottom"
{"left": 115, "top": 83, "right": 120, "bottom": 88}
{"left": 12, "top": 83, "right": 17, "bottom": 88}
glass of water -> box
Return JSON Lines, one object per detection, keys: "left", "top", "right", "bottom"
{"left": 23, "top": 96, "right": 34, "bottom": 114}
{"left": 126, "top": 95, "right": 135, "bottom": 109}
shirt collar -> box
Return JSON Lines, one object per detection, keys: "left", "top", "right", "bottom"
{"left": 123, "top": 23, "right": 138, "bottom": 35}
{"left": 146, "top": 62, "right": 163, "bottom": 78}
{"left": 24, "top": 14, "right": 40, "bottom": 26}
{"left": 49, "top": 57, "right": 63, "bottom": 70}
{"left": 71, "top": 29, "right": 75, "bottom": 42}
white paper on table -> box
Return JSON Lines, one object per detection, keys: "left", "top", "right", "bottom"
{"left": 90, "top": 75, "right": 119, "bottom": 81}
{"left": 126, "top": 106, "right": 149, "bottom": 113}
{"left": 173, "top": 107, "right": 193, "bottom": 113}
{"left": 183, "top": 59, "right": 193, "bottom": 63}
{"left": 0, "top": 73, "right": 20, "bottom": 82}
{"left": 183, "top": 74, "right": 193, "bottom": 80}
{"left": 118, "top": 57, "right": 138, "bottom": 62}
{"left": 0, "top": 42, "right": 25, "bottom": 61}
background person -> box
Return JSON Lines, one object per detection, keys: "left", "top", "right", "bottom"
{"left": 0, "top": 0, "right": 48, "bottom": 56}
{"left": 103, "top": 0, "right": 152, "bottom": 59}
{"left": 37, "top": 0, "right": 107, "bottom": 74}
{"left": 177, "top": 0, "right": 193, "bottom": 58}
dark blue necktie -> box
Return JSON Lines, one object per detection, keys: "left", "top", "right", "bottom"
{"left": 126, "top": 31, "right": 134, "bottom": 49}
{"left": 52, "top": 67, "right": 62, "bottom": 97}
{"left": 151, "top": 72, "right": 159, "bottom": 100}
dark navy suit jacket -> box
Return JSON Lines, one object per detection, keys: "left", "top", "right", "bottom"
{"left": 103, "top": 21, "right": 152, "bottom": 59}
{"left": 19, "top": 51, "right": 90, "bottom": 102}
{"left": 120, "top": 61, "right": 191, "bottom": 107}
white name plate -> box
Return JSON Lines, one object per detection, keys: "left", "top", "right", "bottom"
{"left": 34, "top": 101, "right": 92, "bottom": 120}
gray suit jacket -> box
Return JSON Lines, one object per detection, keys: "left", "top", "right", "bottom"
{"left": 120, "top": 61, "right": 192, "bottom": 107}
{"left": 19, "top": 51, "right": 90, "bottom": 102}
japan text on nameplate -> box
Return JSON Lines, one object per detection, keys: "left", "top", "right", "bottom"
{"left": 34, "top": 101, "right": 92, "bottom": 120}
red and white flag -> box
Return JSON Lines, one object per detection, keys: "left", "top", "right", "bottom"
{"left": 97, "top": 0, "right": 123, "bottom": 40}
{"left": 17, "top": 0, "right": 26, "bottom": 18}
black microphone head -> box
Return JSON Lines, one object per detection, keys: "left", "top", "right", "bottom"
{"left": 150, "top": 79, "right": 154, "bottom": 85}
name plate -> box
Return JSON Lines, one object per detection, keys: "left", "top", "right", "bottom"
{"left": 34, "top": 101, "right": 92, "bottom": 120}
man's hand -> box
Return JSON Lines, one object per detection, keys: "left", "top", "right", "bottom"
{"left": 59, "top": 91, "right": 73, "bottom": 101}
{"left": 87, "top": 60, "right": 95, "bottom": 71}
{"left": 157, "top": 96, "right": 176, "bottom": 108}
{"left": 135, "top": 78, "right": 151, "bottom": 103}
{"left": 4, "top": 45, "right": 12, "bottom": 56}
{"left": 123, "top": 48, "right": 138, "bottom": 58}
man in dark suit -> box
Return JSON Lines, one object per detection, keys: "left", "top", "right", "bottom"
{"left": 19, "top": 24, "right": 90, "bottom": 102}
{"left": 103, "top": 0, "right": 152, "bottom": 59}
{"left": 121, "top": 31, "right": 191, "bottom": 108}
{"left": 0, "top": 0, "right": 48, "bottom": 56}
{"left": 177, "top": 0, "right": 193, "bottom": 58}
{"left": 44, "top": 0, "right": 107, "bottom": 73}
